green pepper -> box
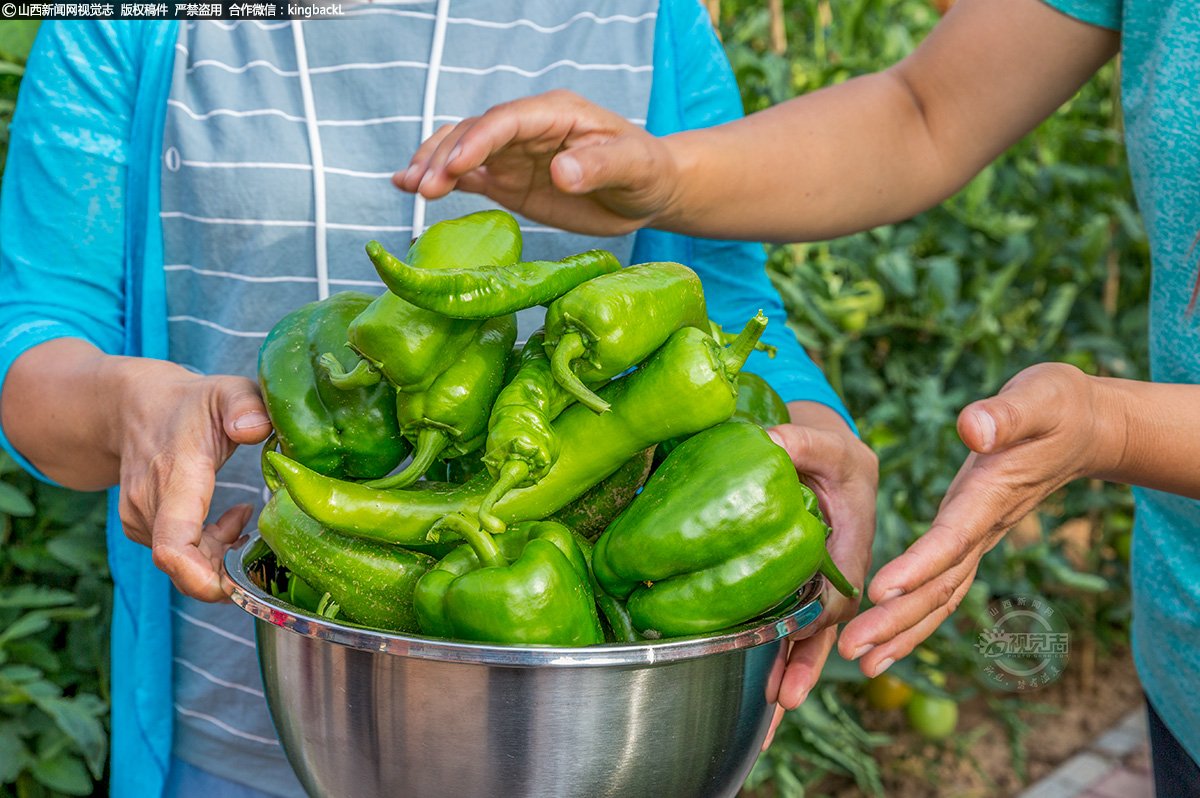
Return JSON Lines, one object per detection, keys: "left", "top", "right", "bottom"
{"left": 412, "top": 515, "right": 603, "bottom": 646}
{"left": 257, "top": 487, "right": 435, "bottom": 633}
{"left": 369, "top": 248, "right": 622, "bottom": 318}
{"left": 544, "top": 262, "right": 709, "bottom": 413}
{"left": 593, "top": 421, "right": 858, "bottom": 638}
{"left": 258, "top": 292, "right": 408, "bottom": 479}
{"left": 476, "top": 329, "right": 602, "bottom": 533}
{"left": 733, "top": 372, "right": 791, "bottom": 428}
{"left": 709, "top": 319, "right": 777, "bottom": 359}
{"left": 321, "top": 211, "right": 522, "bottom": 394}
{"left": 265, "top": 313, "right": 768, "bottom": 546}
{"left": 368, "top": 313, "right": 517, "bottom": 489}
{"left": 547, "top": 446, "right": 655, "bottom": 540}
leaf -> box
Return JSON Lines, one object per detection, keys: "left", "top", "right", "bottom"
{"left": 0, "top": 663, "right": 42, "bottom": 682}
{"left": 31, "top": 751, "right": 94, "bottom": 796}
{"left": 0, "top": 21, "right": 40, "bottom": 64}
{"left": 0, "top": 723, "right": 30, "bottom": 782}
{"left": 32, "top": 695, "right": 107, "bottom": 779}
{"left": 0, "top": 610, "right": 51, "bottom": 644}
{"left": 0, "top": 481, "right": 34, "bottom": 518}
{"left": 0, "top": 584, "right": 76, "bottom": 609}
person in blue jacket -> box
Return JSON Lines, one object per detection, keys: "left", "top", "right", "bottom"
{"left": 0, "top": 9, "right": 874, "bottom": 798}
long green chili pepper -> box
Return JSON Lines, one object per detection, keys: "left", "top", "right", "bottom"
{"left": 545, "top": 262, "right": 709, "bottom": 413}
{"left": 367, "top": 313, "right": 517, "bottom": 490}
{"left": 267, "top": 312, "right": 768, "bottom": 546}
{"left": 368, "top": 246, "right": 622, "bottom": 318}
{"left": 477, "top": 329, "right": 602, "bottom": 534}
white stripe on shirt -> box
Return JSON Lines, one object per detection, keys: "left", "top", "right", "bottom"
{"left": 174, "top": 703, "right": 281, "bottom": 745}
{"left": 171, "top": 607, "right": 256, "bottom": 648}
{"left": 174, "top": 657, "right": 266, "bottom": 697}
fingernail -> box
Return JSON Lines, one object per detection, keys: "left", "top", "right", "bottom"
{"left": 239, "top": 503, "right": 254, "bottom": 523}
{"left": 447, "top": 144, "right": 462, "bottom": 165}
{"left": 233, "top": 412, "right": 270, "bottom": 431}
{"left": 849, "top": 644, "right": 874, "bottom": 661}
{"left": 879, "top": 588, "right": 904, "bottom": 602}
{"left": 418, "top": 169, "right": 435, "bottom": 190}
{"left": 794, "top": 688, "right": 810, "bottom": 706}
{"left": 556, "top": 154, "right": 582, "bottom": 188}
{"left": 974, "top": 409, "right": 996, "bottom": 451}
{"left": 874, "top": 657, "right": 895, "bottom": 677}
{"left": 766, "top": 428, "right": 784, "bottom": 448}
{"left": 399, "top": 166, "right": 416, "bottom": 186}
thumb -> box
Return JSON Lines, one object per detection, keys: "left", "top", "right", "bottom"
{"left": 551, "top": 135, "right": 668, "bottom": 201}
{"left": 957, "top": 386, "right": 1059, "bottom": 456}
{"left": 214, "top": 377, "right": 273, "bottom": 446}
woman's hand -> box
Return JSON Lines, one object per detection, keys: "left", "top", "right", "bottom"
{"left": 837, "top": 363, "right": 1105, "bottom": 678}
{"left": 761, "top": 402, "right": 878, "bottom": 748}
{"left": 2, "top": 339, "right": 273, "bottom": 602}
{"left": 395, "top": 90, "right": 680, "bottom": 237}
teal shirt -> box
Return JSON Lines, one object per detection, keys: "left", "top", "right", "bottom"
{"left": 1045, "top": 0, "right": 1200, "bottom": 763}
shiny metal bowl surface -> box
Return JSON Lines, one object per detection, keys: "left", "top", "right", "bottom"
{"left": 226, "top": 538, "right": 823, "bottom": 798}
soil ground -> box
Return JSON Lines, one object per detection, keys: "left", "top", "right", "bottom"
{"left": 780, "top": 646, "right": 1143, "bottom": 798}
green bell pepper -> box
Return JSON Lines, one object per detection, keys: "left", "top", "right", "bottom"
{"left": 413, "top": 515, "right": 603, "bottom": 646}
{"left": 321, "top": 210, "right": 522, "bottom": 394}
{"left": 593, "top": 420, "right": 858, "bottom": 639}
{"left": 258, "top": 292, "right": 408, "bottom": 479}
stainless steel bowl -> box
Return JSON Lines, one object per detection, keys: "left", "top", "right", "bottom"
{"left": 225, "top": 539, "right": 823, "bottom": 798}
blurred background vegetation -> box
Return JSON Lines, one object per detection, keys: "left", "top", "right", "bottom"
{"left": 0, "top": 4, "right": 1145, "bottom": 795}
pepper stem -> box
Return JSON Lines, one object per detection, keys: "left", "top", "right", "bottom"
{"left": 719, "top": 311, "right": 768, "bottom": 377}
{"left": 478, "top": 460, "right": 530, "bottom": 537}
{"left": 365, "top": 428, "right": 447, "bottom": 489}
{"left": 818, "top": 548, "right": 860, "bottom": 599}
{"left": 551, "top": 332, "right": 610, "bottom": 414}
{"left": 261, "top": 433, "right": 282, "bottom": 494}
{"left": 432, "top": 513, "right": 508, "bottom": 569}
{"left": 320, "top": 353, "right": 382, "bottom": 390}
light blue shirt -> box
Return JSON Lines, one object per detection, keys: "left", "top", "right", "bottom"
{"left": 1044, "top": 0, "right": 1200, "bottom": 764}
{"left": 0, "top": 9, "right": 853, "bottom": 797}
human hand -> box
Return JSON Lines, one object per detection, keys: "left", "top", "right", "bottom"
{"left": 762, "top": 403, "right": 878, "bottom": 748}
{"left": 395, "top": 90, "right": 679, "bottom": 237}
{"left": 113, "top": 358, "right": 273, "bottom": 602}
{"left": 837, "top": 363, "right": 1105, "bottom": 679}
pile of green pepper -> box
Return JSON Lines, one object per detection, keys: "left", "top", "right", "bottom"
{"left": 254, "top": 210, "right": 857, "bottom": 647}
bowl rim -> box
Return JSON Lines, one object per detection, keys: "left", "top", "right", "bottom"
{"left": 225, "top": 535, "right": 825, "bottom": 668}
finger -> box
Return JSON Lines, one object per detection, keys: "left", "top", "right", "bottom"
{"left": 957, "top": 365, "right": 1075, "bottom": 455}
{"left": 777, "top": 626, "right": 837, "bottom": 710}
{"left": 858, "top": 574, "right": 975, "bottom": 678}
{"left": 397, "top": 123, "right": 460, "bottom": 191}
{"left": 841, "top": 554, "right": 978, "bottom": 661}
{"left": 763, "top": 705, "right": 786, "bottom": 750}
{"left": 117, "top": 484, "right": 153, "bottom": 548}
{"left": 215, "top": 377, "right": 272, "bottom": 446}
{"left": 417, "top": 119, "right": 483, "bottom": 199}
{"left": 150, "top": 465, "right": 228, "bottom": 602}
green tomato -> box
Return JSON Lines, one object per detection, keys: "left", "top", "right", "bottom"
{"left": 865, "top": 673, "right": 914, "bottom": 710}
{"left": 1112, "top": 531, "right": 1132, "bottom": 564}
{"left": 906, "top": 693, "right": 959, "bottom": 741}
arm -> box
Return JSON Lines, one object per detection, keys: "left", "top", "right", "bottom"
{"left": 0, "top": 23, "right": 268, "bottom": 600}
{"left": 837, "top": 363, "right": 1200, "bottom": 678}
{"left": 401, "top": 0, "right": 1118, "bottom": 242}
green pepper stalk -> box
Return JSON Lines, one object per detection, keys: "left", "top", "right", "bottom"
{"left": 412, "top": 515, "right": 604, "bottom": 646}
{"left": 321, "top": 210, "right": 522, "bottom": 394}
{"left": 267, "top": 313, "right": 767, "bottom": 547}
{"left": 572, "top": 532, "right": 642, "bottom": 644}
{"left": 592, "top": 420, "right": 859, "bottom": 639}
{"left": 368, "top": 246, "right": 622, "bottom": 318}
{"left": 545, "top": 262, "right": 709, "bottom": 413}
{"left": 709, "top": 319, "right": 777, "bottom": 359}
{"left": 366, "top": 313, "right": 517, "bottom": 490}
{"left": 257, "top": 488, "right": 435, "bottom": 633}
{"left": 258, "top": 292, "right": 409, "bottom": 479}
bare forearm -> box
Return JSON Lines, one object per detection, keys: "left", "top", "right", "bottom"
{"left": 1093, "top": 378, "right": 1200, "bottom": 499}
{"left": 657, "top": 0, "right": 1118, "bottom": 242}
{"left": 1, "top": 339, "right": 135, "bottom": 490}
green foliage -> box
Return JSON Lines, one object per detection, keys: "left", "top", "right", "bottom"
{"left": 720, "top": 0, "right": 1143, "bottom": 794}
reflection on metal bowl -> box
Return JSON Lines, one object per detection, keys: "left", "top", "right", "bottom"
{"left": 225, "top": 539, "right": 823, "bottom": 798}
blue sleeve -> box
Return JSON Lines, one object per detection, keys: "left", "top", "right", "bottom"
{"left": 1039, "top": 0, "right": 1121, "bottom": 31}
{"left": 635, "top": 0, "right": 856, "bottom": 432}
{"left": 0, "top": 23, "right": 141, "bottom": 481}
